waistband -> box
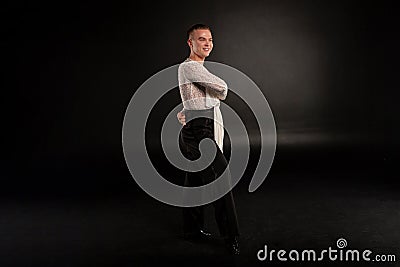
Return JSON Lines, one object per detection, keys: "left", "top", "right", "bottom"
{"left": 185, "top": 108, "right": 214, "bottom": 122}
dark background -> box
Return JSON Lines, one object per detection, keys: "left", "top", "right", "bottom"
{"left": 2, "top": 0, "right": 399, "bottom": 266}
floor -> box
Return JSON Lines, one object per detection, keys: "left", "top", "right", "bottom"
{"left": 0, "top": 160, "right": 398, "bottom": 267}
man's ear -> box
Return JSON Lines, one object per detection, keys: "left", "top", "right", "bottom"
{"left": 187, "top": 39, "right": 192, "bottom": 48}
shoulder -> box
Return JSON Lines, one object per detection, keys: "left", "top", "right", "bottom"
{"left": 179, "top": 58, "right": 203, "bottom": 71}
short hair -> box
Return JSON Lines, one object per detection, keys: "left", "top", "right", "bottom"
{"left": 187, "top": 24, "right": 211, "bottom": 40}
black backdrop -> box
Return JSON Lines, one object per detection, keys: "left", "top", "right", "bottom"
{"left": 4, "top": 0, "right": 399, "bottom": 193}
{"left": 3, "top": 1, "right": 400, "bottom": 266}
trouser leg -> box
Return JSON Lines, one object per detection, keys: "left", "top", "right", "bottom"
{"left": 183, "top": 143, "right": 239, "bottom": 238}
{"left": 182, "top": 172, "right": 205, "bottom": 234}
{"left": 207, "top": 147, "right": 240, "bottom": 238}
{"left": 179, "top": 115, "right": 239, "bottom": 238}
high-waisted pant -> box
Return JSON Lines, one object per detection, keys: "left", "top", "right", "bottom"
{"left": 179, "top": 108, "right": 239, "bottom": 239}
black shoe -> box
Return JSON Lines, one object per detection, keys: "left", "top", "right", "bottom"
{"left": 224, "top": 236, "right": 240, "bottom": 255}
{"left": 183, "top": 229, "right": 212, "bottom": 241}
{"left": 199, "top": 229, "right": 212, "bottom": 237}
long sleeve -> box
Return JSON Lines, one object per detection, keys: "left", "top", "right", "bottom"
{"left": 180, "top": 60, "right": 228, "bottom": 100}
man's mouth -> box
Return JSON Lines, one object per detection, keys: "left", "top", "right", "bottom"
{"left": 203, "top": 48, "right": 210, "bottom": 52}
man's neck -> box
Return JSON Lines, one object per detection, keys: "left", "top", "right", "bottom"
{"left": 189, "top": 53, "right": 205, "bottom": 62}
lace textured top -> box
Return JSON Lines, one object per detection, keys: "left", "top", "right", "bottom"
{"left": 178, "top": 58, "right": 228, "bottom": 151}
{"left": 178, "top": 58, "right": 228, "bottom": 111}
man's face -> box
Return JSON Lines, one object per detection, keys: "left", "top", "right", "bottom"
{"left": 188, "top": 29, "right": 213, "bottom": 59}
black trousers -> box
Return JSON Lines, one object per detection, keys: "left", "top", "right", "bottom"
{"left": 179, "top": 108, "right": 239, "bottom": 239}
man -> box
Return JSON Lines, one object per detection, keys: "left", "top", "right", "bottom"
{"left": 177, "top": 24, "right": 240, "bottom": 255}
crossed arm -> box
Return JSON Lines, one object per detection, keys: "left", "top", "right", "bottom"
{"left": 177, "top": 61, "right": 228, "bottom": 125}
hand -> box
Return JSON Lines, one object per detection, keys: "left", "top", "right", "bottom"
{"left": 177, "top": 111, "right": 186, "bottom": 126}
